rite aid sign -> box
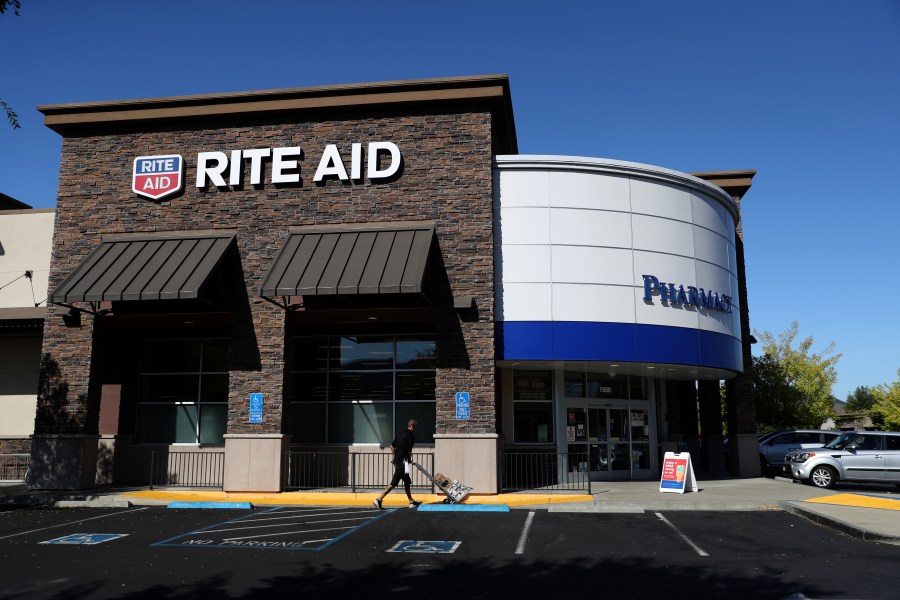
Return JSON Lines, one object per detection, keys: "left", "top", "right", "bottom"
{"left": 132, "top": 142, "right": 401, "bottom": 201}
{"left": 133, "top": 154, "right": 184, "bottom": 200}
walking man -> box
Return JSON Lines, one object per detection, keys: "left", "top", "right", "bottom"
{"left": 373, "top": 419, "right": 422, "bottom": 509}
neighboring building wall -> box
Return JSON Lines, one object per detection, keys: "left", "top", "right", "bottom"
{"left": 0, "top": 335, "right": 43, "bottom": 435}
{"left": 0, "top": 209, "right": 54, "bottom": 457}
{"left": 0, "top": 210, "right": 54, "bottom": 310}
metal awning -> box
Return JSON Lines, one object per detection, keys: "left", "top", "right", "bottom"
{"left": 261, "top": 223, "right": 435, "bottom": 298}
{"left": 50, "top": 232, "right": 236, "bottom": 304}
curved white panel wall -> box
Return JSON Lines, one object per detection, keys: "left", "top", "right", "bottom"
{"left": 493, "top": 156, "right": 743, "bottom": 373}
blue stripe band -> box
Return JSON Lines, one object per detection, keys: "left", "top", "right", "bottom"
{"left": 167, "top": 501, "right": 253, "bottom": 509}
{"left": 497, "top": 321, "right": 742, "bottom": 372}
{"left": 417, "top": 504, "right": 510, "bottom": 512}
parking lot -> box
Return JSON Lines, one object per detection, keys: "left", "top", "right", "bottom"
{"left": 2, "top": 504, "right": 900, "bottom": 599}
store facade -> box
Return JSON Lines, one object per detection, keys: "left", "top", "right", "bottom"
{"left": 28, "top": 75, "right": 757, "bottom": 492}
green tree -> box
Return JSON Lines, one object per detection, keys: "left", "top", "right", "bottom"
{"left": 1, "top": 0, "right": 22, "bottom": 130}
{"left": 753, "top": 321, "right": 841, "bottom": 433}
{"left": 845, "top": 386, "right": 878, "bottom": 413}
{"left": 872, "top": 369, "right": 900, "bottom": 430}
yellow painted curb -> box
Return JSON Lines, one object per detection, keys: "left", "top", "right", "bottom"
{"left": 804, "top": 493, "right": 900, "bottom": 511}
{"left": 122, "top": 490, "right": 593, "bottom": 507}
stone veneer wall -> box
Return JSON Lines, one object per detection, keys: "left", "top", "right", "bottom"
{"left": 36, "top": 108, "right": 498, "bottom": 443}
{"left": 0, "top": 439, "right": 31, "bottom": 454}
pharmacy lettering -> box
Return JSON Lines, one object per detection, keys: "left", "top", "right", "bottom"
{"left": 641, "top": 274, "right": 733, "bottom": 314}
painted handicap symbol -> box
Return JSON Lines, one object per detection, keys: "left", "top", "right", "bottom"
{"left": 387, "top": 540, "right": 461, "bottom": 554}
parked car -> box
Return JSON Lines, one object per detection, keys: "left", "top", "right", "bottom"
{"left": 783, "top": 430, "right": 900, "bottom": 489}
{"left": 758, "top": 430, "right": 841, "bottom": 473}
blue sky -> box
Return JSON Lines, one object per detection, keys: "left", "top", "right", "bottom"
{"left": 2, "top": 1, "right": 898, "bottom": 401}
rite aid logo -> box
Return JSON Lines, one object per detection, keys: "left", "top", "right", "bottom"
{"left": 133, "top": 154, "right": 184, "bottom": 201}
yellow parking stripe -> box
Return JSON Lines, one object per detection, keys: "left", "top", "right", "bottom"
{"left": 804, "top": 493, "right": 900, "bottom": 511}
{"left": 122, "top": 490, "right": 593, "bottom": 507}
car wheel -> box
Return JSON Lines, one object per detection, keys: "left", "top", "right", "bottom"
{"left": 809, "top": 465, "right": 837, "bottom": 489}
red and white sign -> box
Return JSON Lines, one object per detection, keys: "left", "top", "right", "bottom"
{"left": 133, "top": 154, "right": 184, "bottom": 200}
{"left": 659, "top": 451, "right": 698, "bottom": 494}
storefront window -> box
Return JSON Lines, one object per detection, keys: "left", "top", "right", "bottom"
{"left": 289, "top": 334, "right": 436, "bottom": 444}
{"left": 137, "top": 338, "right": 230, "bottom": 444}
{"left": 513, "top": 370, "right": 553, "bottom": 443}
{"left": 564, "top": 371, "right": 628, "bottom": 398}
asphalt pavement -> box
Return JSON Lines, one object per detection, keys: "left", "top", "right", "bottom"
{"left": 2, "top": 474, "right": 899, "bottom": 545}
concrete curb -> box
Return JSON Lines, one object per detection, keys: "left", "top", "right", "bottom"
{"left": 779, "top": 501, "right": 900, "bottom": 546}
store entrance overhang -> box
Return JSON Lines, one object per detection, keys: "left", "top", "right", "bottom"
{"left": 49, "top": 231, "right": 237, "bottom": 313}
{"left": 260, "top": 222, "right": 436, "bottom": 310}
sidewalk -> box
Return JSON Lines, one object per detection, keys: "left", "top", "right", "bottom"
{"left": 2, "top": 475, "right": 899, "bottom": 545}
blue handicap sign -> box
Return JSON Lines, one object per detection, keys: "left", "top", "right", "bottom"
{"left": 455, "top": 392, "right": 470, "bottom": 420}
{"left": 249, "top": 393, "right": 263, "bottom": 423}
{"left": 41, "top": 533, "right": 128, "bottom": 545}
{"left": 387, "top": 540, "right": 461, "bottom": 554}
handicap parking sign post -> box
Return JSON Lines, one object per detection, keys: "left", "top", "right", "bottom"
{"left": 455, "top": 392, "right": 470, "bottom": 420}
{"left": 249, "top": 393, "right": 263, "bottom": 424}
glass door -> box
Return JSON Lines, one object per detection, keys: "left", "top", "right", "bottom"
{"left": 568, "top": 404, "right": 653, "bottom": 480}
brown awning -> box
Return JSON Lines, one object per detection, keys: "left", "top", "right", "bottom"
{"left": 50, "top": 232, "right": 236, "bottom": 303}
{"left": 261, "top": 223, "right": 435, "bottom": 298}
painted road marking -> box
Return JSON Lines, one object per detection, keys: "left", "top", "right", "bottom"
{"left": 655, "top": 512, "right": 709, "bottom": 557}
{"left": 804, "top": 493, "right": 900, "bottom": 511}
{"left": 153, "top": 506, "right": 390, "bottom": 550}
{"left": 388, "top": 540, "right": 461, "bottom": 553}
{"left": 40, "top": 533, "right": 128, "bottom": 545}
{"left": 418, "top": 504, "right": 509, "bottom": 512}
{"left": 0, "top": 507, "right": 148, "bottom": 541}
{"left": 167, "top": 501, "right": 253, "bottom": 509}
{"left": 515, "top": 511, "right": 535, "bottom": 555}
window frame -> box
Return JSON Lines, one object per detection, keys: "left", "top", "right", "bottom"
{"left": 289, "top": 334, "right": 437, "bottom": 446}
{"left": 136, "top": 337, "right": 230, "bottom": 445}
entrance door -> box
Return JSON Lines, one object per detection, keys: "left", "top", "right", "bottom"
{"left": 567, "top": 405, "right": 652, "bottom": 480}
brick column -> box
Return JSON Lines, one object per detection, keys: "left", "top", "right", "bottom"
{"left": 29, "top": 310, "right": 102, "bottom": 489}
{"left": 725, "top": 199, "right": 760, "bottom": 477}
{"left": 223, "top": 297, "right": 289, "bottom": 492}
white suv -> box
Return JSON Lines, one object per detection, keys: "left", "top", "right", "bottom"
{"left": 758, "top": 429, "right": 840, "bottom": 472}
{"left": 783, "top": 431, "right": 900, "bottom": 489}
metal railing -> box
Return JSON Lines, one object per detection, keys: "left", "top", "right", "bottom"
{"left": 0, "top": 454, "right": 29, "bottom": 482}
{"left": 284, "top": 451, "right": 435, "bottom": 493}
{"left": 150, "top": 451, "right": 225, "bottom": 489}
{"left": 502, "top": 451, "right": 591, "bottom": 493}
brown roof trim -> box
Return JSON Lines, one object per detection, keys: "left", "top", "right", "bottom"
{"left": 38, "top": 75, "right": 518, "bottom": 154}
{"left": 0, "top": 306, "right": 46, "bottom": 321}
{"left": 691, "top": 170, "right": 757, "bottom": 201}
{"left": 0, "top": 192, "right": 32, "bottom": 211}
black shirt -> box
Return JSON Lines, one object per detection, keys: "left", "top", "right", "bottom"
{"left": 391, "top": 429, "right": 415, "bottom": 464}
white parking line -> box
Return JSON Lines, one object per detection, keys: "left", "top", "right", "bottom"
{"left": 654, "top": 512, "right": 709, "bottom": 557}
{"left": 515, "top": 511, "right": 536, "bottom": 555}
{"left": 223, "top": 526, "right": 356, "bottom": 541}
{"left": 235, "top": 509, "right": 374, "bottom": 523}
{"left": 0, "top": 507, "right": 148, "bottom": 541}
{"left": 203, "top": 516, "right": 371, "bottom": 534}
